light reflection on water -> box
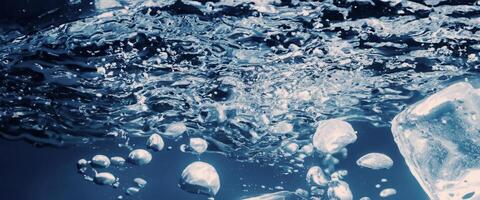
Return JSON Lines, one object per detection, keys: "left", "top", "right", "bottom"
{"left": 0, "top": 0, "right": 479, "bottom": 199}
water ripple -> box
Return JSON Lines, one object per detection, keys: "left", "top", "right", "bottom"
{"left": 0, "top": 0, "right": 479, "bottom": 163}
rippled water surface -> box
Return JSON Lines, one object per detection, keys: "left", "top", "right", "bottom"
{"left": 0, "top": 0, "right": 479, "bottom": 199}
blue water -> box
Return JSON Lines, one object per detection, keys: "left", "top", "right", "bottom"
{"left": 0, "top": 122, "right": 428, "bottom": 199}
{"left": 0, "top": 0, "right": 479, "bottom": 199}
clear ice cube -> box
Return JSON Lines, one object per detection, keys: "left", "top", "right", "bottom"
{"left": 392, "top": 82, "right": 480, "bottom": 200}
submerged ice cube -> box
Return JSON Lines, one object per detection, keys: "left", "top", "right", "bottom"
{"left": 313, "top": 119, "right": 357, "bottom": 154}
{"left": 392, "top": 82, "right": 480, "bottom": 200}
{"left": 179, "top": 161, "right": 220, "bottom": 196}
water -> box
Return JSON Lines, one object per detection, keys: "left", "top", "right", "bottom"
{"left": 0, "top": 0, "right": 479, "bottom": 199}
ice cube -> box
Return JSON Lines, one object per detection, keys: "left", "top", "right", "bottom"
{"left": 392, "top": 82, "right": 480, "bottom": 200}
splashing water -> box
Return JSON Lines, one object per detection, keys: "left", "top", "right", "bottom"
{"left": 1, "top": 0, "right": 479, "bottom": 199}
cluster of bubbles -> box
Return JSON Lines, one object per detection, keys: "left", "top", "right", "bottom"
{"left": 75, "top": 117, "right": 399, "bottom": 199}
{"left": 76, "top": 124, "right": 220, "bottom": 198}
{"left": 1, "top": 0, "right": 479, "bottom": 199}
{"left": 2, "top": 0, "right": 479, "bottom": 160}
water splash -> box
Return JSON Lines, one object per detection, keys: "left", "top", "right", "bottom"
{"left": 0, "top": 0, "right": 479, "bottom": 180}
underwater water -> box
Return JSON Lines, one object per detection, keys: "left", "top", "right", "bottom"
{"left": 0, "top": 0, "right": 479, "bottom": 199}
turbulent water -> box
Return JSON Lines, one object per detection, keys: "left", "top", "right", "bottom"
{"left": 0, "top": 0, "right": 479, "bottom": 199}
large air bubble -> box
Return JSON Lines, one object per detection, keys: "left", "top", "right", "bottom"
{"left": 356, "top": 153, "right": 393, "bottom": 170}
{"left": 179, "top": 161, "right": 220, "bottom": 196}
{"left": 128, "top": 149, "right": 152, "bottom": 165}
{"left": 313, "top": 119, "right": 357, "bottom": 154}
